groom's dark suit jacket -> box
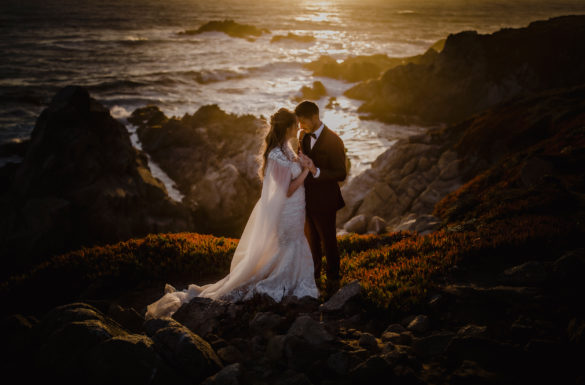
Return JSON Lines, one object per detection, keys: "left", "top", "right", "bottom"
{"left": 298, "top": 125, "right": 347, "bottom": 212}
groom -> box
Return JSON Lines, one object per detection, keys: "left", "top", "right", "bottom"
{"left": 294, "top": 100, "right": 347, "bottom": 296}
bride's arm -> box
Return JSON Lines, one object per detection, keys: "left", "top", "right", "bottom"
{"left": 287, "top": 165, "right": 310, "bottom": 197}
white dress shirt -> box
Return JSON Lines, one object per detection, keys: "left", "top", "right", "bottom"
{"left": 309, "top": 122, "right": 324, "bottom": 178}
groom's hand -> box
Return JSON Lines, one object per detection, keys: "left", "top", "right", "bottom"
{"left": 304, "top": 156, "right": 317, "bottom": 176}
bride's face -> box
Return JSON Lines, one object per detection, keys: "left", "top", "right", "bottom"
{"left": 286, "top": 120, "right": 299, "bottom": 140}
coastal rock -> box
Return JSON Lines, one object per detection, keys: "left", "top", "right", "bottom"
{"left": 343, "top": 214, "right": 368, "bottom": 234}
{"left": 304, "top": 44, "right": 442, "bottom": 83}
{"left": 319, "top": 279, "right": 362, "bottom": 313}
{"left": 129, "top": 104, "right": 263, "bottom": 237}
{"left": 294, "top": 80, "right": 327, "bottom": 102}
{"left": 150, "top": 322, "right": 223, "bottom": 382}
{"left": 0, "top": 85, "right": 194, "bottom": 275}
{"left": 287, "top": 315, "right": 335, "bottom": 346}
{"left": 271, "top": 33, "right": 315, "bottom": 44}
{"left": 179, "top": 20, "right": 270, "bottom": 41}
{"left": 345, "top": 15, "right": 585, "bottom": 125}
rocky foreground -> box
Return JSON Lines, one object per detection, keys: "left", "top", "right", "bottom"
{"left": 3, "top": 241, "right": 584, "bottom": 385}
{"left": 344, "top": 14, "right": 585, "bottom": 126}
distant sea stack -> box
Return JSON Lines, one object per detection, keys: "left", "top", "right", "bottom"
{"left": 178, "top": 19, "right": 270, "bottom": 42}
{"left": 0, "top": 86, "right": 196, "bottom": 276}
{"left": 345, "top": 14, "right": 585, "bottom": 126}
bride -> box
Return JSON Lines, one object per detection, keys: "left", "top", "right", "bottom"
{"left": 145, "top": 107, "right": 320, "bottom": 319}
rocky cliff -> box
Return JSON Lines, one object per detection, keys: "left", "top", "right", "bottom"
{"left": 337, "top": 81, "right": 585, "bottom": 236}
{"left": 0, "top": 86, "right": 196, "bottom": 277}
{"left": 345, "top": 15, "right": 585, "bottom": 126}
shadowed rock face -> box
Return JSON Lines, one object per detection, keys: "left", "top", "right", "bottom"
{"left": 0, "top": 86, "right": 196, "bottom": 276}
{"left": 345, "top": 14, "right": 585, "bottom": 126}
{"left": 337, "top": 81, "right": 585, "bottom": 235}
{"left": 128, "top": 104, "right": 266, "bottom": 238}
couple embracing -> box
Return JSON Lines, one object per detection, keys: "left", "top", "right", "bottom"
{"left": 146, "top": 100, "right": 347, "bottom": 319}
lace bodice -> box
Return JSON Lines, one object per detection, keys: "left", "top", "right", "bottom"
{"left": 268, "top": 145, "right": 302, "bottom": 179}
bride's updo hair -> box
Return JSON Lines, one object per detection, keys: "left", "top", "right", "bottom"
{"left": 258, "top": 107, "right": 297, "bottom": 180}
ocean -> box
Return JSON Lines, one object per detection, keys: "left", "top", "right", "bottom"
{"left": 2, "top": 0, "right": 585, "bottom": 190}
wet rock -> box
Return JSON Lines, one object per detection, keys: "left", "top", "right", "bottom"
{"left": 406, "top": 314, "right": 430, "bottom": 333}
{"left": 271, "top": 33, "right": 316, "bottom": 44}
{"left": 179, "top": 20, "right": 270, "bottom": 41}
{"left": 383, "top": 323, "right": 407, "bottom": 334}
{"left": 320, "top": 280, "right": 362, "bottom": 313}
{"left": 412, "top": 330, "right": 456, "bottom": 358}
{"left": 150, "top": 322, "right": 223, "bottom": 382}
{"left": 358, "top": 332, "right": 380, "bottom": 351}
{"left": 456, "top": 324, "right": 488, "bottom": 339}
{"left": 367, "top": 216, "right": 387, "bottom": 234}
{"left": 343, "top": 214, "right": 368, "bottom": 234}
{"left": 551, "top": 248, "right": 585, "bottom": 284}
{"left": 445, "top": 335, "right": 520, "bottom": 371}
{"left": 81, "top": 334, "right": 184, "bottom": 385}
{"left": 217, "top": 345, "right": 244, "bottom": 364}
{"left": 287, "top": 315, "right": 335, "bottom": 345}
{"left": 500, "top": 261, "right": 548, "bottom": 285}
{"left": 201, "top": 362, "right": 243, "bottom": 385}
{"left": 349, "top": 355, "right": 394, "bottom": 383}
{"left": 172, "top": 297, "right": 234, "bottom": 339}
{"left": 249, "top": 311, "right": 286, "bottom": 339}
{"left": 294, "top": 81, "right": 327, "bottom": 102}
{"left": 266, "top": 334, "right": 287, "bottom": 361}
{"left": 107, "top": 304, "right": 144, "bottom": 334}
{"left": 449, "top": 360, "right": 498, "bottom": 385}
{"left": 327, "top": 351, "right": 351, "bottom": 375}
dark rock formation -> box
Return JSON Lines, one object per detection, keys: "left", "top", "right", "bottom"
{"left": 337, "top": 79, "right": 585, "bottom": 234}
{"left": 128, "top": 104, "right": 266, "bottom": 237}
{"left": 294, "top": 80, "right": 328, "bottom": 102}
{"left": 0, "top": 86, "right": 195, "bottom": 277}
{"left": 304, "top": 40, "right": 443, "bottom": 83}
{"left": 271, "top": 33, "right": 316, "bottom": 44}
{"left": 345, "top": 15, "right": 585, "bottom": 125}
{"left": 179, "top": 19, "right": 270, "bottom": 42}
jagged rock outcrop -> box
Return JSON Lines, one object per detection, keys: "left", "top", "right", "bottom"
{"left": 345, "top": 14, "right": 585, "bottom": 125}
{"left": 337, "top": 81, "right": 585, "bottom": 234}
{"left": 0, "top": 86, "right": 195, "bottom": 276}
{"left": 304, "top": 38, "right": 445, "bottom": 83}
{"left": 128, "top": 104, "right": 265, "bottom": 237}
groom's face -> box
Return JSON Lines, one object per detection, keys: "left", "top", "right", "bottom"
{"left": 298, "top": 114, "right": 318, "bottom": 133}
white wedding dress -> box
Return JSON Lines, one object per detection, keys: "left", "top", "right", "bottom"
{"left": 145, "top": 143, "right": 320, "bottom": 319}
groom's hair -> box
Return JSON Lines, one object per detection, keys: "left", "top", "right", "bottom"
{"left": 294, "top": 100, "right": 319, "bottom": 119}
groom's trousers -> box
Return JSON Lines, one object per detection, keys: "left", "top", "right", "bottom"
{"left": 305, "top": 209, "right": 340, "bottom": 281}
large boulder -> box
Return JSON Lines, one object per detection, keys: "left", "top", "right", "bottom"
{"left": 0, "top": 86, "right": 195, "bottom": 276}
